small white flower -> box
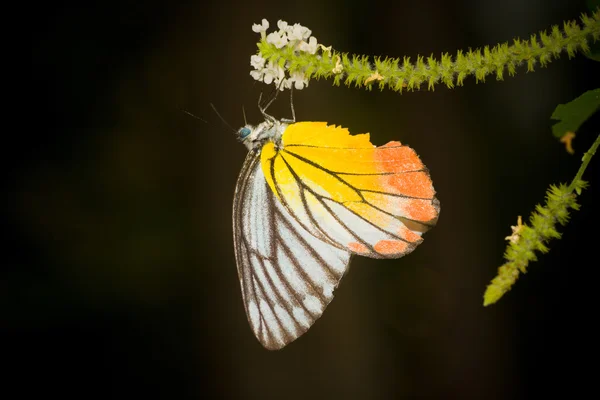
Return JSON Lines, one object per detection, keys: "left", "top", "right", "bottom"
{"left": 287, "top": 70, "right": 309, "bottom": 90}
{"left": 248, "top": 20, "right": 317, "bottom": 91}
{"left": 288, "top": 23, "right": 311, "bottom": 41}
{"left": 287, "top": 24, "right": 303, "bottom": 41}
{"left": 250, "top": 69, "right": 264, "bottom": 81}
{"left": 252, "top": 19, "right": 269, "bottom": 34}
{"left": 250, "top": 54, "right": 266, "bottom": 70}
{"left": 294, "top": 79, "right": 307, "bottom": 90}
{"left": 280, "top": 78, "right": 293, "bottom": 90}
{"left": 301, "top": 27, "right": 312, "bottom": 40}
{"left": 277, "top": 20, "right": 289, "bottom": 32}
{"left": 263, "top": 61, "right": 285, "bottom": 85}
{"left": 297, "top": 36, "right": 318, "bottom": 54}
{"left": 266, "top": 31, "right": 288, "bottom": 49}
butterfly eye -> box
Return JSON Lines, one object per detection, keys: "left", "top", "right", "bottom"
{"left": 239, "top": 127, "right": 252, "bottom": 139}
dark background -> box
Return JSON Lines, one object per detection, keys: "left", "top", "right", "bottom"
{"left": 15, "top": 0, "right": 598, "bottom": 398}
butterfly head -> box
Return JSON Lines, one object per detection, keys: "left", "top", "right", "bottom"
{"left": 238, "top": 119, "right": 289, "bottom": 151}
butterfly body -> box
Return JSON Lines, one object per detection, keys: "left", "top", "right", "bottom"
{"left": 238, "top": 119, "right": 288, "bottom": 150}
{"left": 233, "top": 119, "right": 439, "bottom": 350}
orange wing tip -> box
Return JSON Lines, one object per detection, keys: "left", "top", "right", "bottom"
{"left": 398, "top": 225, "right": 423, "bottom": 243}
{"left": 348, "top": 242, "right": 370, "bottom": 254}
{"left": 373, "top": 240, "right": 409, "bottom": 255}
{"left": 384, "top": 171, "right": 435, "bottom": 198}
{"left": 402, "top": 199, "right": 440, "bottom": 222}
{"left": 374, "top": 146, "right": 424, "bottom": 173}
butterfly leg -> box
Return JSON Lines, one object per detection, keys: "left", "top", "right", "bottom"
{"left": 258, "top": 92, "right": 277, "bottom": 123}
{"left": 258, "top": 93, "right": 277, "bottom": 122}
{"left": 258, "top": 79, "right": 286, "bottom": 121}
{"left": 280, "top": 87, "right": 296, "bottom": 124}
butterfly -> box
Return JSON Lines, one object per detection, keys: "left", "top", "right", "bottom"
{"left": 233, "top": 95, "right": 440, "bottom": 350}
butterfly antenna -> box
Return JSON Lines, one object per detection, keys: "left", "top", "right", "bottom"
{"left": 242, "top": 105, "right": 248, "bottom": 126}
{"left": 210, "top": 103, "right": 237, "bottom": 133}
{"left": 179, "top": 108, "right": 208, "bottom": 123}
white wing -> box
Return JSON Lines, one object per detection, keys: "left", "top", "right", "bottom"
{"left": 233, "top": 151, "right": 351, "bottom": 350}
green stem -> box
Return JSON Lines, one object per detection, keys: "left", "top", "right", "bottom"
{"left": 483, "top": 134, "right": 598, "bottom": 306}
{"left": 258, "top": 10, "right": 600, "bottom": 93}
{"left": 569, "top": 133, "right": 600, "bottom": 191}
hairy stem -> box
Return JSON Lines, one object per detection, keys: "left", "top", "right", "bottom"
{"left": 257, "top": 10, "right": 600, "bottom": 93}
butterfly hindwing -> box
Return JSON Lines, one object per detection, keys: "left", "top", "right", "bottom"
{"left": 233, "top": 151, "right": 351, "bottom": 350}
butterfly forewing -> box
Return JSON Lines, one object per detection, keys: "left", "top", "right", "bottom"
{"left": 261, "top": 122, "right": 440, "bottom": 260}
{"left": 233, "top": 151, "right": 351, "bottom": 350}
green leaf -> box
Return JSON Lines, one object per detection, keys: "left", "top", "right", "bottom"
{"left": 551, "top": 89, "right": 600, "bottom": 138}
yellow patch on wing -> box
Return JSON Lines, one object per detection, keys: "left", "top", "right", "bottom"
{"left": 261, "top": 142, "right": 278, "bottom": 193}
{"left": 261, "top": 122, "right": 439, "bottom": 258}
{"left": 281, "top": 151, "right": 361, "bottom": 203}
{"left": 282, "top": 122, "right": 373, "bottom": 148}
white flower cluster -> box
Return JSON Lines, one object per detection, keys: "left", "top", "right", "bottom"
{"left": 250, "top": 19, "right": 319, "bottom": 90}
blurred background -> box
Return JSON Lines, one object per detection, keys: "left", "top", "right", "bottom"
{"left": 16, "top": 0, "right": 599, "bottom": 398}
